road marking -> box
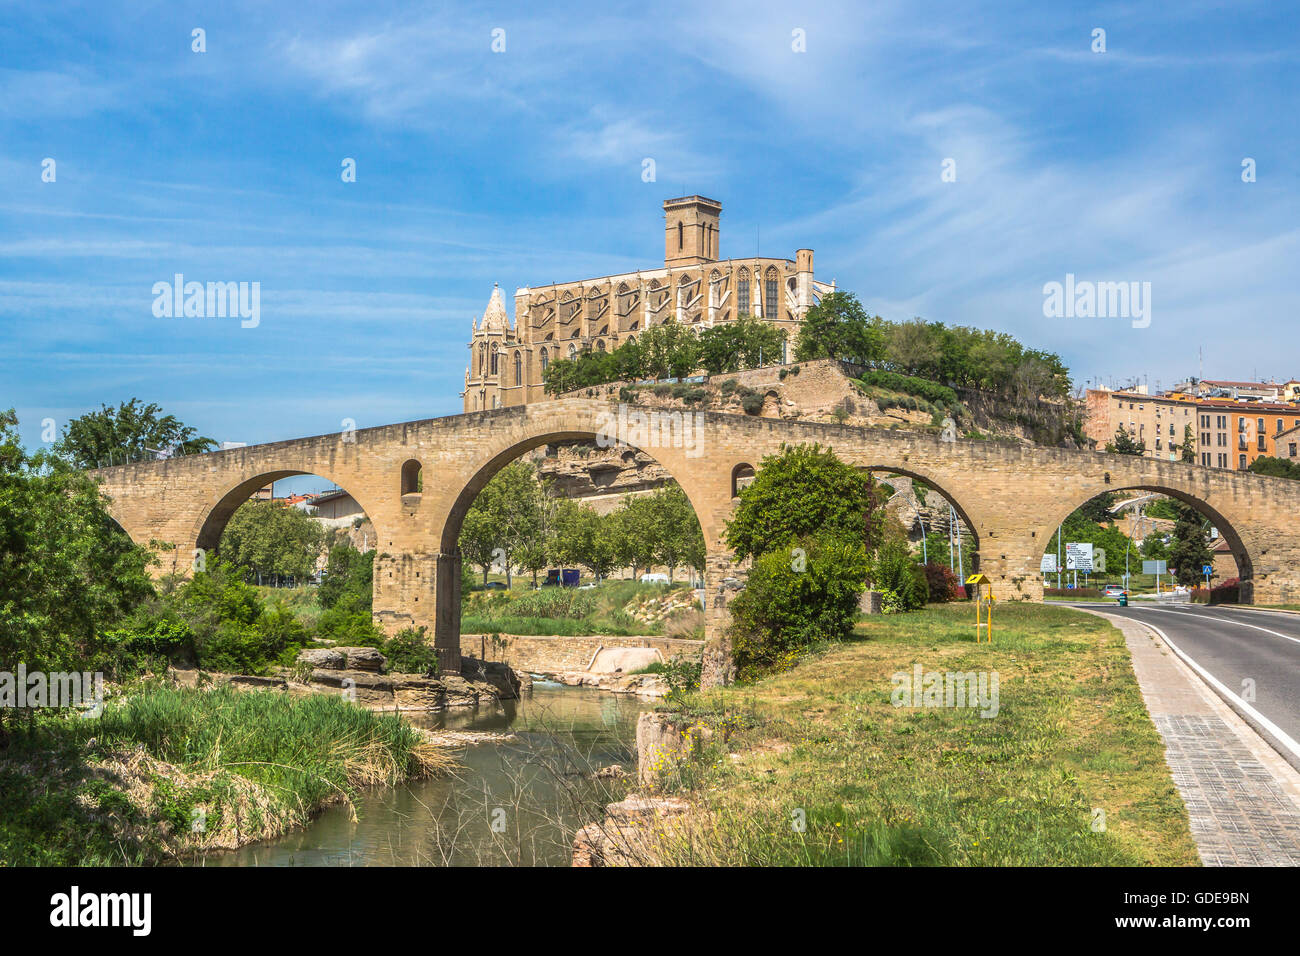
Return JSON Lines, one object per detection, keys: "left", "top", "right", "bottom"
{"left": 1128, "top": 617, "right": 1300, "bottom": 764}
{"left": 1130, "top": 605, "right": 1300, "bottom": 647}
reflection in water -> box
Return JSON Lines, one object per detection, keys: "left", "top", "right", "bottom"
{"left": 194, "top": 687, "right": 640, "bottom": 867}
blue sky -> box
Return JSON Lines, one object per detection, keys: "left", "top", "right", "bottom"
{"left": 3, "top": 0, "right": 1298, "bottom": 467}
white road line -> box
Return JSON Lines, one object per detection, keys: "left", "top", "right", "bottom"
{"left": 1132, "top": 617, "right": 1300, "bottom": 764}
{"left": 1130, "top": 605, "right": 1300, "bottom": 647}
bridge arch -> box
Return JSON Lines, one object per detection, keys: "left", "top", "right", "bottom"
{"left": 1034, "top": 482, "right": 1255, "bottom": 601}
{"left": 859, "top": 463, "right": 983, "bottom": 555}
{"left": 192, "top": 469, "right": 388, "bottom": 561}
{"left": 431, "top": 423, "right": 726, "bottom": 671}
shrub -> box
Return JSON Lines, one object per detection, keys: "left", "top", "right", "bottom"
{"left": 382, "top": 627, "right": 438, "bottom": 674}
{"left": 1191, "top": 577, "right": 1240, "bottom": 605}
{"left": 653, "top": 383, "right": 673, "bottom": 397}
{"left": 787, "top": 364, "right": 800, "bottom": 376}
{"left": 728, "top": 535, "right": 868, "bottom": 680}
{"left": 741, "top": 393, "right": 764, "bottom": 415}
{"left": 778, "top": 368, "right": 788, "bottom": 380}
{"left": 871, "top": 539, "right": 928, "bottom": 612}
{"left": 921, "top": 563, "right": 958, "bottom": 602}
{"left": 719, "top": 379, "right": 740, "bottom": 396}
{"left": 858, "top": 370, "right": 958, "bottom": 406}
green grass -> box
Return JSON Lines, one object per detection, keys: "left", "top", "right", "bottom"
{"left": 462, "top": 579, "right": 702, "bottom": 638}
{"left": 0, "top": 683, "right": 449, "bottom": 865}
{"left": 646, "top": 602, "right": 1198, "bottom": 866}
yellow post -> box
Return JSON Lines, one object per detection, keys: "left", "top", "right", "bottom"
{"left": 967, "top": 573, "right": 993, "bottom": 643}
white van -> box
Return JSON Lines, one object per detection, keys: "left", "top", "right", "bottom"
{"left": 639, "top": 572, "right": 670, "bottom": 584}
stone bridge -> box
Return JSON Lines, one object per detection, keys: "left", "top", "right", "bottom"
{"left": 93, "top": 398, "right": 1300, "bottom": 685}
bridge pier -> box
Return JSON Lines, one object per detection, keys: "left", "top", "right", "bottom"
{"left": 433, "top": 551, "right": 463, "bottom": 673}
{"left": 700, "top": 550, "right": 742, "bottom": 688}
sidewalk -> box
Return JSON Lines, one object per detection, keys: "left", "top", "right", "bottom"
{"left": 1085, "top": 609, "right": 1300, "bottom": 866}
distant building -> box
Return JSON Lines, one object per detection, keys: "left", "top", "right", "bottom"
{"left": 462, "top": 196, "right": 837, "bottom": 412}
{"left": 1085, "top": 388, "right": 1197, "bottom": 462}
{"left": 1276, "top": 423, "right": 1300, "bottom": 462}
{"left": 308, "top": 489, "right": 365, "bottom": 521}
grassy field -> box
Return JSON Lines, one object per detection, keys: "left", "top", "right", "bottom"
{"left": 462, "top": 579, "right": 703, "bottom": 638}
{"left": 650, "top": 602, "right": 1198, "bottom": 866}
{"left": 0, "top": 684, "right": 450, "bottom": 865}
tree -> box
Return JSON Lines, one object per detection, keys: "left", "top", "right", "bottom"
{"left": 648, "top": 484, "right": 705, "bottom": 583}
{"left": 455, "top": 462, "right": 544, "bottom": 587}
{"left": 724, "top": 443, "right": 885, "bottom": 561}
{"left": 53, "top": 398, "right": 216, "bottom": 468}
{"left": 459, "top": 507, "right": 499, "bottom": 586}
{"left": 697, "top": 314, "right": 788, "bottom": 374}
{"left": 794, "top": 292, "right": 885, "bottom": 365}
{"left": 551, "top": 500, "right": 620, "bottom": 579}
{"left": 1248, "top": 455, "right": 1300, "bottom": 480}
{"left": 1180, "top": 423, "right": 1196, "bottom": 464}
{"left": 219, "top": 500, "right": 327, "bottom": 583}
{"left": 1168, "top": 503, "right": 1212, "bottom": 587}
{"left": 1105, "top": 424, "right": 1146, "bottom": 456}
{"left": 0, "top": 409, "right": 154, "bottom": 739}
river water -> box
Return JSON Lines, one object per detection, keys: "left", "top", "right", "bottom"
{"left": 194, "top": 685, "right": 640, "bottom": 867}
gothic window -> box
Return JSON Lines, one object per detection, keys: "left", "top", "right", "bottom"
{"left": 540, "top": 348, "right": 549, "bottom": 372}
{"left": 514, "top": 351, "right": 522, "bottom": 385}
{"left": 737, "top": 270, "right": 750, "bottom": 317}
{"left": 678, "top": 221, "right": 683, "bottom": 250}
{"left": 596, "top": 340, "right": 606, "bottom": 352}
{"left": 490, "top": 344, "right": 499, "bottom": 375}
{"left": 568, "top": 343, "right": 577, "bottom": 360}
{"left": 478, "top": 345, "right": 485, "bottom": 376}
{"left": 765, "top": 268, "right": 780, "bottom": 320}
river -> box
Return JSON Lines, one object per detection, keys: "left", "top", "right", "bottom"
{"left": 193, "top": 685, "right": 640, "bottom": 867}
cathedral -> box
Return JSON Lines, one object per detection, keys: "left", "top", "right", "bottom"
{"left": 462, "top": 196, "right": 837, "bottom": 412}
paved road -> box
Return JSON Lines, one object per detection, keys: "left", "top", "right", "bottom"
{"left": 1075, "top": 602, "right": 1300, "bottom": 763}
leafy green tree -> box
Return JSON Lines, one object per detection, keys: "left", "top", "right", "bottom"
{"left": 318, "top": 544, "right": 375, "bottom": 611}
{"left": 219, "top": 500, "right": 327, "bottom": 583}
{"left": 724, "top": 443, "right": 885, "bottom": 561}
{"left": 648, "top": 484, "right": 705, "bottom": 583}
{"left": 551, "top": 499, "right": 620, "bottom": 579}
{"left": 53, "top": 398, "right": 216, "bottom": 468}
{"left": 794, "top": 292, "right": 885, "bottom": 365}
{"left": 1168, "top": 504, "right": 1212, "bottom": 587}
{"left": 1105, "top": 424, "right": 1146, "bottom": 456}
{"left": 1247, "top": 455, "right": 1300, "bottom": 479}
{"left": 459, "top": 507, "right": 499, "bottom": 586}
{"left": 697, "top": 314, "right": 788, "bottom": 374}
{"left": 0, "top": 410, "right": 155, "bottom": 738}
{"left": 455, "top": 462, "right": 543, "bottom": 587}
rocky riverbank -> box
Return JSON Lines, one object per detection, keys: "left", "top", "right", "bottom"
{"left": 168, "top": 645, "right": 529, "bottom": 712}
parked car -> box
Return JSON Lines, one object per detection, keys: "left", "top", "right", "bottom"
{"left": 484, "top": 581, "right": 508, "bottom": 591}
{"left": 640, "top": 572, "right": 670, "bottom": 584}
{"left": 1103, "top": 585, "right": 1126, "bottom": 597}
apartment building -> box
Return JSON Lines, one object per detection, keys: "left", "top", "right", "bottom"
{"left": 1085, "top": 388, "right": 1197, "bottom": 462}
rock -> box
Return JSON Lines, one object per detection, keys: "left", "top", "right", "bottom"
{"left": 858, "top": 590, "right": 883, "bottom": 614}
{"left": 460, "top": 657, "right": 522, "bottom": 699}
{"left": 297, "top": 647, "right": 346, "bottom": 670}
{"left": 594, "top": 764, "right": 628, "bottom": 779}
{"left": 636, "top": 712, "right": 713, "bottom": 788}
{"left": 308, "top": 668, "right": 394, "bottom": 705}
{"left": 334, "top": 646, "right": 387, "bottom": 673}
{"left": 571, "top": 794, "right": 691, "bottom": 866}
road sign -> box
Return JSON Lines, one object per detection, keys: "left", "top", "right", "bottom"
{"left": 1041, "top": 554, "right": 1058, "bottom": 573}
{"left": 1202, "top": 564, "right": 1213, "bottom": 576}
{"left": 1142, "top": 560, "right": 1167, "bottom": 575}
{"left": 1065, "top": 542, "right": 1093, "bottom": 572}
